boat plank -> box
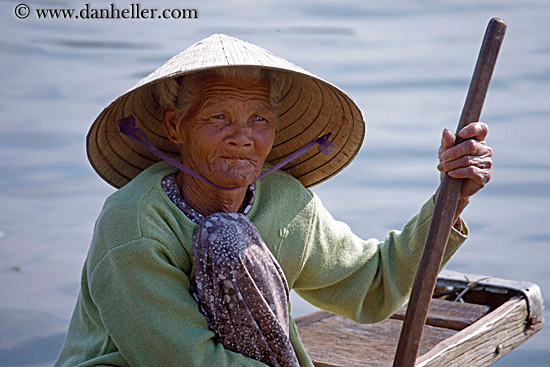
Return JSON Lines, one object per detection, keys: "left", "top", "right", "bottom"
{"left": 391, "top": 298, "right": 491, "bottom": 330}
{"left": 295, "top": 296, "right": 541, "bottom": 366}
{"left": 416, "top": 296, "right": 544, "bottom": 367}
{"left": 295, "top": 310, "right": 335, "bottom": 328}
{"left": 297, "top": 316, "right": 456, "bottom": 367}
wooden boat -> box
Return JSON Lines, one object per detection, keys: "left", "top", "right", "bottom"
{"left": 294, "top": 270, "right": 544, "bottom": 366}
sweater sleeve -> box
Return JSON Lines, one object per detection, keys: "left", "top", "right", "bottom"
{"left": 88, "top": 237, "right": 268, "bottom": 367}
{"left": 291, "top": 196, "right": 468, "bottom": 324}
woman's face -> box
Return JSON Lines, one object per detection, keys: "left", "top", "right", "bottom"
{"left": 165, "top": 74, "right": 276, "bottom": 188}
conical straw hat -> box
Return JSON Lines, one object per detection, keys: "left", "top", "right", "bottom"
{"left": 87, "top": 34, "right": 365, "bottom": 188}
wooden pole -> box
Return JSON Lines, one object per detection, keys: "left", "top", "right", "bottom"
{"left": 393, "top": 17, "right": 507, "bottom": 367}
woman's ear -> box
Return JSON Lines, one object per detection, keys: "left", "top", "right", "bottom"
{"left": 163, "top": 106, "right": 183, "bottom": 144}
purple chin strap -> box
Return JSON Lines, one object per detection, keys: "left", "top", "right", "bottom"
{"left": 118, "top": 115, "right": 335, "bottom": 190}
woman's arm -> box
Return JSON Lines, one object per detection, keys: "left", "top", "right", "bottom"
{"left": 289, "top": 123, "right": 493, "bottom": 324}
{"left": 290, "top": 195, "right": 468, "bottom": 324}
{"left": 86, "top": 237, "right": 268, "bottom": 367}
{"left": 294, "top": 197, "right": 468, "bottom": 323}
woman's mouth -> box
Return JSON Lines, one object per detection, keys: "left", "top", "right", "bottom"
{"left": 221, "top": 156, "right": 251, "bottom": 164}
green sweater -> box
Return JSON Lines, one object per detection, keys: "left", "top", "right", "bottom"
{"left": 55, "top": 161, "right": 468, "bottom": 367}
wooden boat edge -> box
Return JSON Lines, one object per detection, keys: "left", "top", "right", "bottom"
{"left": 293, "top": 270, "right": 545, "bottom": 367}
{"left": 437, "top": 269, "right": 544, "bottom": 329}
{"left": 416, "top": 296, "right": 542, "bottom": 366}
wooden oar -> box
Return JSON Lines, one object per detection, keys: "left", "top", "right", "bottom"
{"left": 393, "top": 17, "right": 507, "bottom": 367}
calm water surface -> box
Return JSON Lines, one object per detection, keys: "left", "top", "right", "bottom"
{"left": 1, "top": 1, "right": 549, "bottom": 366}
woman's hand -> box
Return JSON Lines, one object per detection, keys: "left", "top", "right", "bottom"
{"left": 436, "top": 122, "right": 493, "bottom": 223}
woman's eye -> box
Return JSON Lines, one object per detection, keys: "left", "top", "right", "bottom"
{"left": 210, "top": 114, "right": 226, "bottom": 121}
{"left": 252, "top": 115, "right": 267, "bottom": 123}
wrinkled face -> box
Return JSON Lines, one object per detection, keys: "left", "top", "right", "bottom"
{"left": 165, "top": 74, "right": 276, "bottom": 188}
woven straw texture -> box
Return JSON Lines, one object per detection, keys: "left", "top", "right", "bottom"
{"left": 87, "top": 34, "right": 365, "bottom": 188}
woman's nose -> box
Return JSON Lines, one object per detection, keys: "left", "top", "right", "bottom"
{"left": 224, "top": 120, "right": 253, "bottom": 149}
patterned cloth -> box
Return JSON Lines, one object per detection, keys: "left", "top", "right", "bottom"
{"left": 162, "top": 174, "right": 299, "bottom": 367}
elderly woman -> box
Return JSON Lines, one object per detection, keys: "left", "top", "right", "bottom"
{"left": 56, "top": 34, "right": 491, "bottom": 367}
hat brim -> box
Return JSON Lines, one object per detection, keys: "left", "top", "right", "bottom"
{"left": 87, "top": 34, "right": 365, "bottom": 189}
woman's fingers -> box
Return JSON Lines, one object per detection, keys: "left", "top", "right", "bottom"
{"left": 458, "top": 122, "right": 489, "bottom": 141}
{"left": 437, "top": 154, "right": 492, "bottom": 173}
{"left": 438, "top": 129, "right": 455, "bottom": 156}
{"left": 451, "top": 165, "right": 492, "bottom": 198}
{"left": 439, "top": 136, "right": 491, "bottom": 163}
{"left": 436, "top": 121, "right": 493, "bottom": 201}
{"left": 447, "top": 165, "right": 491, "bottom": 183}
{"left": 439, "top": 122, "right": 490, "bottom": 162}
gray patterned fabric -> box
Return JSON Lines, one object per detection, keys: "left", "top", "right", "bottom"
{"left": 162, "top": 174, "right": 299, "bottom": 367}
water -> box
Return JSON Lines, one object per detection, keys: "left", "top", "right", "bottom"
{"left": 1, "top": 0, "right": 549, "bottom": 365}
